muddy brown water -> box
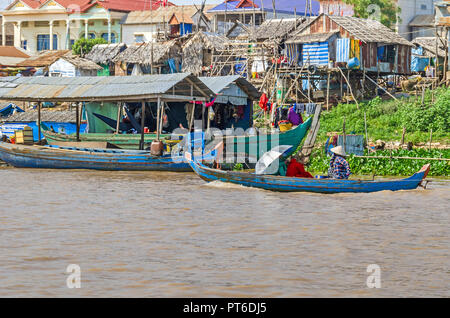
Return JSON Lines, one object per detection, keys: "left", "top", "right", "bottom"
{"left": 0, "top": 168, "right": 449, "bottom": 297}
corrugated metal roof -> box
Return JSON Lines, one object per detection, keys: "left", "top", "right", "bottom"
{"left": 0, "top": 73, "right": 214, "bottom": 102}
{"left": 1, "top": 110, "right": 78, "bottom": 123}
{"left": 286, "top": 31, "right": 338, "bottom": 44}
{"left": 409, "top": 14, "right": 435, "bottom": 27}
{"left": 199, "top": 76, "right": 261, "bottom": 100}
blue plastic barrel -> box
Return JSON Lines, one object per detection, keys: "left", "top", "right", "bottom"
{"left": 347, "top": 57, "right": 360, "bottom": 69}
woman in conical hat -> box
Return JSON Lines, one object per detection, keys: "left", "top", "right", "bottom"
{"left": 328, "top": 146, "right": 351, "bottom": 179}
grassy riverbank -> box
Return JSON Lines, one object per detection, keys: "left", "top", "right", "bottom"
{"left": 318, "top": 87, "right": 450, "bottom": 144}
{"left": 308, "top": 148, "right": 450, "bottom": 177}
{"left": 305, "top": 87, "right": 450, "bottom": 177}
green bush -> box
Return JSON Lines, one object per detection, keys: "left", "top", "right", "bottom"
{"left": 72, "top": 38, "right": 108, "bottom": 57}
{"left": 308, "top": 148, "right": 450, "bottom": 177}
{"left": 318, "top": 87, "right": 450, "bottom": 144}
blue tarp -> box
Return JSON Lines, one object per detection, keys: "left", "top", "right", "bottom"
{"left": 302, "top": 42, "right": 329, "bottom": 66}
{"left": 180, "top": 23, "right": 193, "bottom": 36}
{"left": 336, "top": 38, "right": 350, "bottom": 63}
{"left": 411, "top": 55, "right": 430, "bottom": 72}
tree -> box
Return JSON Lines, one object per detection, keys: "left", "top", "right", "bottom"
{"left": 72, "top": 38, "right": 107, "bottom": 57}
{"left": 343, "top": 0, "right": 401, "bottom": 29}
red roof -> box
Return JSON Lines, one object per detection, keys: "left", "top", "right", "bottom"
{"left": 9, "top": 0, "right": 174, "bottom": 12}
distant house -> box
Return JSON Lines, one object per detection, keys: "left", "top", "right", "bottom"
{"left": 49, "top": 53, "right": 102, "bottom": 77}
{"left": 285, "top": 14, "right": 414, "bottom": 74}
{"left": 84, "top": 43, "right": 127, "bottom": 76}
{"left": 1, "top": 0, "right": 172, "bottom": 53}
{"left": 168, "top": 5, "right": 215, "bottom": 37}
{"left": 112, "top": 40, "right": 182, "bottom": 75}
{"left": 208, "top": 0, "right": 320, "bottom": 34}
{"left": 182, "top": 31, "right": 228, "bottom": 76}
{"left": 318, "top": 0, "right": 354, "bottom": 16}
{"left": 395, "top": 0, "right": 439, "bottom": 40}
{"left": 121, "top": 5, "right": 211, "bottom": 45}
{"left": 411, "top": 37, "right": 447, "bottom": 72}
{"left": 409, "top": 14, "right": 436, "bottom": 39}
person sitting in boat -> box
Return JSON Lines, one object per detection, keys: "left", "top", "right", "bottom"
{"left": 328, "top": 146, "right": 351, "bottom": 179}
{"left": 285, "top": 157, "right": 313, "bottom": 178}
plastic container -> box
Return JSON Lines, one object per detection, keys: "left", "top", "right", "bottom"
{"left": 347, "top": 57, "right": 360, "bottom": 70}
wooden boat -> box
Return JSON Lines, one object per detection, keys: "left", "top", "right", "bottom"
{"left": 41, "top": 125, "right": 173, "bottom": 150}
{"left": 0, "top": 142, "right": 192, "bottom": 171}
{"left": 41, "top": 118, "right": 312, "bottom": 160}
{"left": 187, "top": 159, "right": 431, "bottom": 193}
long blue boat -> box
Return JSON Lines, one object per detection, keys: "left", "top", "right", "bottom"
{"left": 0, "top": 142, "right": 192, "bottom": 171}
{"left": 186, "top": 158, "right": 431, "bottom": 193}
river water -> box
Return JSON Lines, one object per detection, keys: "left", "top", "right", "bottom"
{"left": 0, "top": 168, "right": 448, "bottom": 297}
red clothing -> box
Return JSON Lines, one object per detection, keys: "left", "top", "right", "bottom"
{"left": 286, "top": 159, "right": 313, "bottom": 178}
{"left": 259, "top": 93, "right": 268, "bottom": 112}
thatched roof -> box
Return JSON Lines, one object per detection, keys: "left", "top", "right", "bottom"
{"left": 112, "top": 40, "right": 181, "bottom": 65}
{"left": 251, "top": 18, "right": 308, "bottom": 41}
{"left": 59, "top": 54, "right": 102, "bottom": 71}
{"left": 182, "top": 31, "right": 227, "bottom": 51}
{"left": 412, "top": 37, "right": 447, "bottom": 58}
{"left": 84, "top": 43, "right": 127, "bottom": 64}
{"left": 182, "top": 32, "right": 228, "bottom": 75}
{"left": 15, "top": 50, "right": 70, "bottom": 68}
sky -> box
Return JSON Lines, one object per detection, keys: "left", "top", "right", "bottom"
{"left": 0, "top": 0, "right": 224, "bottom": 10}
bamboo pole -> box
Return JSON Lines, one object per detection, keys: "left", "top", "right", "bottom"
{"left": 364, "top": 111, "right": 369, "bottom": 152}
{"left": 115, "top": 102, "right": 121, "bottom": 134}
{"left": 353, "top": 155, "right": 449, "bottom": 161}
{"left": 337, "top": 67, "right": 359, "bottom": 109}
{"left": 363, "top": 73, "right": 398, "bottom": 101}
{"left": 326, "top": 71, "right": 330, "bottom": 111}
{"left": 76, "top": 102, "right": 80, "bottom": 142}
{"left": 37, "top": 101, "right": 41, "bottom": 144}
{"left": 140, "top": 101, "right": 146, "bottom": 150}
{"left": 342, "top": 117, "right": 346, "bottom": 153}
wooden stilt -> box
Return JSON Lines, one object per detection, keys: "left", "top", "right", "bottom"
{"left": 140, "top": 100, "right": 146, "bottom": 150}
{"left": 76, "top": 102, "right": 80, "bottom": 142}
{"left": 115, "top": 102, "right": 122, "bottom": 134}
{"left": 38, "top": 101, "right": 41, "bottom": 144}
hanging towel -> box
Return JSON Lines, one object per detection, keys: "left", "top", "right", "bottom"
{"left": 294, "top": 103, "right": 305, "bottom": 114}
{"left": 306, "top": 103, "right": 316, "bottom": 115}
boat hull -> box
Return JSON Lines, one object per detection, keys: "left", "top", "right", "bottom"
{"left": 0, "top": 142, "right": 191, "bottom": 172}
{"left": 188, "top": 160, "right": 431, "bottom": 193}
{"left": 42, "top": 118, "right": 312, "bottom": 159}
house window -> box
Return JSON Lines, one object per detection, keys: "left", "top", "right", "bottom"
{"left": 35, "top": 21, "right": 50, "bottom": 27}
{"left": 420, "top": 4, "right": 427, "bottom": 10}
{"left": 22, "top": 22, "right": 29, "bottom": 28}
{"left": 70, "top": 39, "right": 75, "bottom": 48}
{"left": 101, "top": 33, "right": 116, "bottom": 43}
{"left": 134, "top": 34, "right": 144, "bottom": 43}
{"left": 81, "top": 33, "right": 96, "bottom": 39}
{"left": 21, "top": 40, "right": 27, "bottom": 50}
{"left": 37, "top": 34, "right": 58, "bottom": 51}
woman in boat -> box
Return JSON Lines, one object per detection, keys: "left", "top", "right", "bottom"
{"left": 328, "top": 146, "right": 351, "bottom": 179}
{"left": 285, "top": 157, "right": 314, "bottom": 178}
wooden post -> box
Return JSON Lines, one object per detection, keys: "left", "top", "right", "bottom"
{"left": 364, "top": 111, "right": 369, "bottom": 152}
{"left": 326, "top": 70, "right": 330, "bottom": 111}
{"left": 421, "top": 86, "right": 425, "bottom": 106}
{"left": 156, "top": 97, "right": 161, "bottom": 140}
{"left": 140, "top": 100, "right": 146, "bottom": 150}
{"left": 37, "top": 101, "right": 41, "bottom": 144}
{"left": 429, "top": 128, "right": 433, "bottom": 152}
{"left": 115, "top": 102, "right": 121, "bottom": 134}
{"left": 342, "top": 117, "right": 346, "bottom": 153}
{"left": 401, "top": 127, "right": 406, "bottom": 145}
{"left": 76, "top": 102, "right": 80, "bottom": 142}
